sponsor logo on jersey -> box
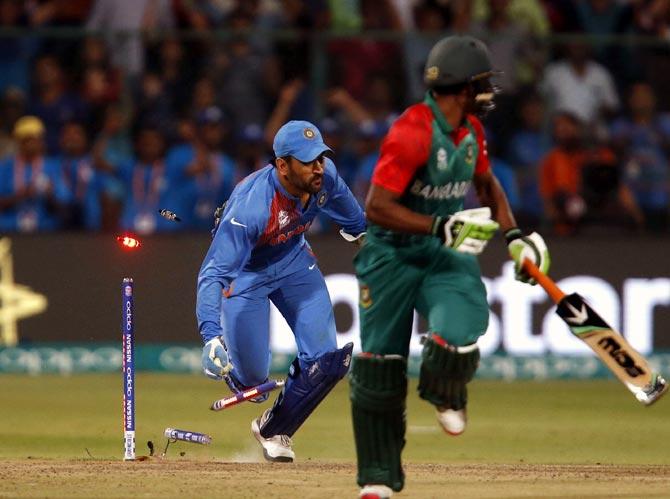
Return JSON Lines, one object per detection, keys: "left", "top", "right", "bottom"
{"left": 465, "top": 143, "right": 474, "bottom": 164}
{"left": 436, "top": 147, "right": 448, "bottom": 171}
{"left": 317, "top": 191, "right": 328, "bottom": 207}
{"left": 409, "top": 179, "right": 470, "bottom": 200}
{"left": 269, "top": 222, "right": 311, "bottom": 246}
{"left": 278, "top": 210, "right": 289, "bottom": 228}
{"left": 359, "top": 284, "right": 372, "bottom": 308}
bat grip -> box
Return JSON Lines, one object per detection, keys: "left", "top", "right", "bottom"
{"left": 522, "top": 259, "right": 566, "bottom": 303}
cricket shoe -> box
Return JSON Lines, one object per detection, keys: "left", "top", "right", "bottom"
{"left": 251, "top": 409, "right": 295, "bottom": 462}
{"left": 436, "top": 406, "right": 466, "bottom": 436}
{"left": 359, "top": 484, "right": 393, "bottom": 498}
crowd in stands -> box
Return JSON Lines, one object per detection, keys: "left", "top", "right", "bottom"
{"left": 1, "top": 0, "right": 669, "bottom": 235}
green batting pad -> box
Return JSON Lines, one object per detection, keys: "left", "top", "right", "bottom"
{"left": 418, "top": 335, "right": 480, "bottom": 409}
{"left": 350, "top": 355, "right": 407, "bottom": 492}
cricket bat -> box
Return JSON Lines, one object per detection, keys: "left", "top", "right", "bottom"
{"left": 522, "top": 259, "right": 668, "bottom": 406}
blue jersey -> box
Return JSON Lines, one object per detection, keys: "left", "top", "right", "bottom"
{"left": 197, "top": 159, "right": 366, "bottom": 340}
{"left": 0, "top": 155, "right": 69, "bottom": 232}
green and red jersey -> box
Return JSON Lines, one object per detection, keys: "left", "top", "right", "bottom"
{"left": 369, "top": 92, "right": 490, "bottom": 242}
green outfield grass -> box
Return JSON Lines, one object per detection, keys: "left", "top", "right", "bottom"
{"left": 0, "top": 374, "right": 668, "bottom": 465}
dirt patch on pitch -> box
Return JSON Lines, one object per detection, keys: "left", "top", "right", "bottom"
{"left": 1, "top": 460, "right": 669, "bottom": 498}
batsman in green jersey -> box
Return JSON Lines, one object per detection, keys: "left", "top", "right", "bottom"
{"left": 351, "top": 35, "right": 551, "bottom": 499}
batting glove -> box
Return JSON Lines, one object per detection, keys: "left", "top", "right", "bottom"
{"left": 201, "top": 337, "right": 233, "bottom": 380}
{"left": 432, "top": 207, "right": 499, "bottom": 255}
{"left": 506, "top": 229, "right": 551, "bottom": 285}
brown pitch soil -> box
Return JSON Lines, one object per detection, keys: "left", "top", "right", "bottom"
{"left": 1, "top": 460, "right": 669, "bottom": 499}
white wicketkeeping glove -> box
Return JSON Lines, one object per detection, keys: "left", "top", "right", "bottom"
{"left": 506, "top": 229, "right": 551, "bottom": 285}
{"left": 433, "top": 207, "right": 499, "bottom": 255}
{"left": 201, "top": 337, "right": 233, "bottom": 380}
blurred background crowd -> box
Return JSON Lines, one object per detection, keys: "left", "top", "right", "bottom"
{"left": 1, "top": 0, "right": 669, "bottom": 235}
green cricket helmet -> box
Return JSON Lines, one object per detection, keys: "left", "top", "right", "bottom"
{"left": 424, "top": 35, "right": 501, "bottom": 115}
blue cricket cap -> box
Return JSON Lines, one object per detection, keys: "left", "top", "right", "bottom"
{"left": 273, "top": 120, "right": 332, "bottom": 162}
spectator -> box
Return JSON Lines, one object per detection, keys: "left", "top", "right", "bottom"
{"left": 189, "top": 76, "right": 219, "bottom": 122}
{"left": 404, "top": 0, "right": 450, "bottom": 103}
{"left": 610, "top": 82, "right": 670, "bottom": 231}
{"left": 450, "top": 0, "right": 475, "bottom": 32}
{"left": 58, "top": 120, "right": 114, "bottom": 230}
{"left": 266, "top": 0, "right": 329, "bottom": 81}
{"left": 352, "top": 120, "right": 385, "bottom": 205}
{"left": 328, "top": 0, "right": 403, "bottom": 101}
{"left": 488, "top": 128, "right": 521, "bottom": 211}
{"left": 318, "top": 116, "right": 358, "bottom": 187}
{"left": 234, "top": 122, "right": 270, "bottom": 175}
{"left": 133, "top": 72, "right": 173, "bottom": 137}
{"left": 149, "top": 36, "right": 192, "bottom": 115}
{"left": 473, "top": 0, "right": 550, "bottom": 37}
{"left": 166, "top": 106, "right": 239, "bottom": 230}
{"left": 632, "top": 1, "right": 670, "bottom": 110}
{"left": 576, "top": 0, "right": 636, "bottom": 84}
{"left": 539, "top": 111, "right": 642, "bottom": 234}
{"left": 507, "top": 91, "right": 549, "bottom": 225}
{"left": 92, "top": 104, "right": 132, "bottom": 175}
{"left": 539, "top": 41, "right": 619, "bottom": 132}
{"left": 0, "top": 116, "right": 69, "bottom": 232}
{"left": 464, "top": 127, "right": 521, "bottom": 212}
{"left": 325, "top": 86, "right": 374, "bottom": 126}
{"left": 91, "top": 104, "right": 132, "bottom": 229}
{"left": 86, "top": 0, "right": 175, "bottom": 76}
{"left": 542, "top": 0, "right": 582, "bottom": 33}
{"left": 173, "top": 0, "right": 228, "bottom": 29}
{"left": 208, "top": 9, "right": 280, "bottom": 129}
{"left": 27, "top": 54, "right": 89, "bottom": 154}
{"left": 78, "top": 36, "right": 122, "bottom": 125}
{"left": 118, "top": 125, "right": 183, "bottom": 234}
{"left": 471, "top": 0, "right": 542, "bottom": 94}
{"left": 471, "top": 0, "right": 546, "bottom": 144}
{"left": 264, "top": 78, "right": 307, "bottom": 146}
{"left": 0, "top": 87, "right": 26, "bottom": 158}
{"left": 0, "top": 0, "right": 36, "bottom": 94}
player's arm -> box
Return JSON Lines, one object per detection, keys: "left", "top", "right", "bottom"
{"left": 196, "top": 198, "right": 260, "bottom": 342}
{"left": 469, "top": 116, "right": 549, "bottom": 281}
{"left": 468, "top": 115, "right": 549, "bottom": 280}
{"left": 197, "top": 198, "right": 263, "bottom": 380}
{"left": 473, "top": 169, "right": 517, "bottom": 233}
{"left": 366, "top": 184, "right": 434, "bottom": 234}
{"left": 365, "top": 106, "right": 435, "bottom": 234}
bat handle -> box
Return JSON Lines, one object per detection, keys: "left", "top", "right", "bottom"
{"left": 522, "top": 259, "right": 566, "bottom": 304}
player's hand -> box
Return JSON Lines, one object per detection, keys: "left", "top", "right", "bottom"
{"left": 434, "top": 207, "right": 499, "bottom": 255}
{"left": 506, "top": 230, "right": 550, "bottom": 285}
{"left": 201, "top": 337, "right": 233, "bottom": 380}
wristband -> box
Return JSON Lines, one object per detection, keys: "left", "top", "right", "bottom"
{"left": 431, "top": 215, "right": 447, "bottom": 242}
{"left": 504, "top": 227, "right": 523, "bottom": 243}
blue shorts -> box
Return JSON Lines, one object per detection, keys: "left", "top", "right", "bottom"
{"left": 221, "top": 244, "right": 337, "bottom": 386}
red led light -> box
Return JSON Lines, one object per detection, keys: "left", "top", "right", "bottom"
{"left": 116, "top": 235, "right": 142, "bottom": 249}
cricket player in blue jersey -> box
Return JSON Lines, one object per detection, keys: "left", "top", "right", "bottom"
{"left": 196, "top": 120, "right": 365, "bottom": 462}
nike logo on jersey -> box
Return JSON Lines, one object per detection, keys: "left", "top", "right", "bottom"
{"left": 278, "top": 210, "right": 290, "bottom": 229}
{"left": 309, "top": 264, "right": 316, "bottom": 270}
{"left": 230, "top": 218, "right": 247, "bottom": 227}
